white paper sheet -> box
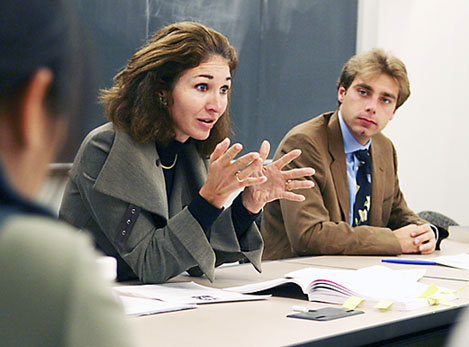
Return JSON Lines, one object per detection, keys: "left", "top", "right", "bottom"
{"left": 114, "top": 281, "right": 269, "bottom": 305}
{"left": 431, "top": 253, "right": 469, "bottom": 270}
{"left": 118, "top": 295, "right": 195, "bottom": 316}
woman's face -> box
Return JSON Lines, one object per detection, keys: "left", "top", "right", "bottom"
{"left": 166, "top": 55, "right": 231, "bottom": 142}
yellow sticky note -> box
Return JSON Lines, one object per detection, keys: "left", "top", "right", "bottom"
{"left": 438, "top": 298, "right": 458, "bottom": 307}
{"left": 419, "top": 283, "right": 439, "bottom": 298}
{"left": 441, "top": 286, "right": 467, "bottom": 295}
{"left": 343, "top": 296, "right": 364, "bottom": 310}
{"left": 375, "top": 301, "right": 393, "bottom": 311}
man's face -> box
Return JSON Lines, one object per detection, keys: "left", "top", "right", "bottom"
{"left": 338, "top": 73, "right": 399, "bottom": 145}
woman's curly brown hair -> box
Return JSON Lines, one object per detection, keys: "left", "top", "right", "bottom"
{"left": 99, "top": 21, "right": 238, "bottom": 157}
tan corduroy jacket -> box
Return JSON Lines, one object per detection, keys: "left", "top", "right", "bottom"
{"left": 261, "top": 111, "right": 428, "bottom": 260}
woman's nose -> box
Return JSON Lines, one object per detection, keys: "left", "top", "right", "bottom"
{"left": 207, "top": 92, "right": 226, "bottom": 114}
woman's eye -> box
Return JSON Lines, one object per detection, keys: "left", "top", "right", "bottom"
{"left": 220, "top": 85, "right": 230, "bottom": 94}
{"left": 196, "top": 83, "right": 208, "bottom": 91}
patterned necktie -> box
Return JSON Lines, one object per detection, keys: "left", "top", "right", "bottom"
{"left": 353, "top": 149, "right": 372, "bottom": 226}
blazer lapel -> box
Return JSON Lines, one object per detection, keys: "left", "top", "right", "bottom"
{"left": 94, "top": 126, "right": 168, "bottom": 218}
{"left": 328, "top": 112, "right": 350, "bottom": 222}
{"left": 369, "top": 139, "right": 385, "bottom": 225}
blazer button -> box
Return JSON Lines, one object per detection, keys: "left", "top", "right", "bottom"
{"left": 121, "top": 230, "right": 126, "bottom": 236}
{"left": 126, "top": 219, "right": 131, "bottom": 224}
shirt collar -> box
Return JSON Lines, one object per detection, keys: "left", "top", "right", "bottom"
{"left": 338, "top": 110, "right": 371, "bottom": 154}
{"left": 0, "top": 163, "right": 54, "bottom": 218}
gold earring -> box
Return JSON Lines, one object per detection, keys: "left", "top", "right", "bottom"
{"left": 159, "top": 96, "right": 168, "bottom": 107}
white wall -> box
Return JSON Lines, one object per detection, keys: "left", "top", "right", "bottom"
{"left": 357, "top": 0, "right": 469, "bottom": 225}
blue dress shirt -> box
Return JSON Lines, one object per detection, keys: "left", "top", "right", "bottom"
{"left": 338, "top": 112, "right": 371, "bottom": 226}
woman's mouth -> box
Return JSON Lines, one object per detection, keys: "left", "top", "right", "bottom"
{"left": 197, "top": 118, "right": 216, "bottom": 129}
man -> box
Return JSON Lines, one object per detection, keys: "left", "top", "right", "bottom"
{"left": 0, "top": 1, "right": 132, "bottom": 345}
{"left": 261, "top": 48, "right": 438, "bottom": 260}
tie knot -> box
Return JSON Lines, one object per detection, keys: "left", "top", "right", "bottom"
{"left": 354, "top": 149, "right": 370, "bottom": 165}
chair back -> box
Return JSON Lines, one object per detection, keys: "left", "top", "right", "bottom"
{"left": 36, "top": 163, "right": 72, "bottom": 216}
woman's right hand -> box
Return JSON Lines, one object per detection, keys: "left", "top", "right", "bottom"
{"left": 199, "top": 138, "right": 268, "bottom": 209}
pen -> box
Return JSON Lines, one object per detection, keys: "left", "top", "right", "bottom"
{"left": 381, "top": 259, "right": 437, "bottom": 265}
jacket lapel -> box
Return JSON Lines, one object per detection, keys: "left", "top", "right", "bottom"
{"left": 369, "top": 139, "right": 385, "bottom": 225}
{"left": 328, "top": 112, "right": 349, "bottom": 222}
{"left": 94, "top": 126, "right": 168, "bottom": 218}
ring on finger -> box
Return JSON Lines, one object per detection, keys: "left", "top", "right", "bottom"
{"left": 285, "top": 179, "right": 292, "bottom": 191}
{"left": 235, "top": 170, "right": 243, "bottom": 183}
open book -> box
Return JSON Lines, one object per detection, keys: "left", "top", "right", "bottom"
{"left": 225, "top": 266, "right": 459, "bottom": 311}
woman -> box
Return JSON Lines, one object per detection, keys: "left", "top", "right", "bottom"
{"left": 59, "top": 22, "right": 314, "bottom": 284}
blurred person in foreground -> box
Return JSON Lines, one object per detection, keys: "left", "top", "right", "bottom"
{"left": 0, "top": 1, "right": 132, "bottom": 345}
{"left": 447, "top": 306, "right": 469, "bottom": 346}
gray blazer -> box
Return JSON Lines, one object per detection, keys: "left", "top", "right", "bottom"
{"left": 60, "top": 123, "right": 263, "bottom": 283}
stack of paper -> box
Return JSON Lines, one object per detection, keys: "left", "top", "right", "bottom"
{"left": 225, "top": 266, "right": 459, "bottom": 311}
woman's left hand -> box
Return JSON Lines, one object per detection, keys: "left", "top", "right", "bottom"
{"left": 241, "top": 140, "right": 315, "bottom": 214}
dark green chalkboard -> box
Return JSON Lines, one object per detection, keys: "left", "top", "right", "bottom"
{"left": 68, "top": 0, "right": 357, "bottom": 160}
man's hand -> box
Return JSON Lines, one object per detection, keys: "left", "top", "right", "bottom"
{"left": 393, "top": 224, "right": 436, "bottom": 254}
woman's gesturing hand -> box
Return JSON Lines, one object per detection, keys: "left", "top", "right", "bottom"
{"left": 241, "top": 140, "right": 315, "bottom": 214}
{"left": 199, "top": 138, "right": 268, "bottom": 209}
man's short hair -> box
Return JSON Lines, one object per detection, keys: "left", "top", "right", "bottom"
{"left": 337, "top": 48, "right": 410, "bottom": 110}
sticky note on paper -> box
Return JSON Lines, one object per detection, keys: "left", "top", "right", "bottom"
{"left": 375, "top": 301, "right": 393, "bottom": 311}
{"left": 419, "top": 283, "right": 439, "bottom": 298}
{"left": 343, "top": 296, "right": 364, "bottom": 310}
{"left": 426, "top": 296, "right": 438, "bottom": 306}
{"left": 438, "top": 298, "right": 458, "bottom": 307}
{"left": 441, "top": 286, "right": 467, "bottom": 295}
